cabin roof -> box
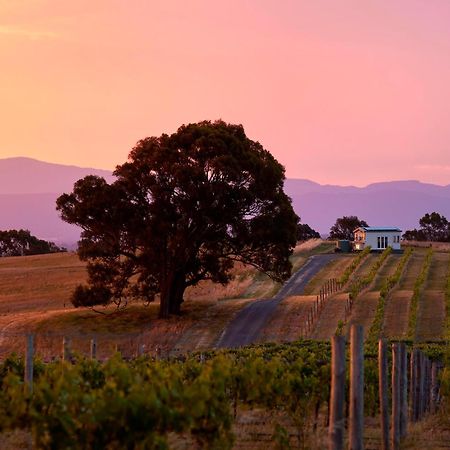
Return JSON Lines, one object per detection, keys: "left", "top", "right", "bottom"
{"left": 354, "top": 226, "right": 402, "bottom": 233}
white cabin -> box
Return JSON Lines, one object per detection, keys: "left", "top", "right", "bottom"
{"left": 353, "top": 227, "right": 402, "bottom": 251}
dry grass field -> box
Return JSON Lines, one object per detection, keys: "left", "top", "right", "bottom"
{"left": 302, "top": 254, "right": 354, "bottom": 295}
{"left": 310, "top": 292, "right": 350, "bottom": 340}
{"left": 383, "top": 290, "right": 412, "bottom": 339}
{"left": 345, "top": 291, "right": 381, "bottom": 339}
{"left": 0, "top": 240, "right": 448, "bottom": 358}
{"left": 398, "top": 250, "right": 426, "bottom": 290}
{"left": 257, "top": 295, "right": 316, "bottom": 343}
{"left": 347, "top": 253, "right": 379, "bottom": 285}
{"left": 0, "top": 239, "right": 329, "bottom": 358}
{"left": 370, "top": 254, "right": 402, "bottom": 291}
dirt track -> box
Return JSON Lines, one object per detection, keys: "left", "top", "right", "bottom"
{"left": 215, "top": 254, "right": 340, "bottom": 348}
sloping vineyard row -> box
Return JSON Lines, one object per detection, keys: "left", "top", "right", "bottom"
{"left": 367, "top": 248, "right": 413, "bottom": 342}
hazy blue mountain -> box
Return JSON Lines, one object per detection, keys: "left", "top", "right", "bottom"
{"left": 284, "top": 179, "right": 450, "bottom": 235}
{"left": 0, "top": 158, "right": 114, "bottom": 248}
{"left": 0, "top": 157, "right": 114, "bottom": 194}
{"left": 1, "top": 157, "right": 450, "bottom": 245}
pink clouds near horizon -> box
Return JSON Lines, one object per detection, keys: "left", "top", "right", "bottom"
{"left": 1, "top": 0, "right": 450, "bottom": 186}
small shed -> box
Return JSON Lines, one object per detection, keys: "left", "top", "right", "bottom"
{"left": 353, "top": 226, "right": 402, "bottom": 251}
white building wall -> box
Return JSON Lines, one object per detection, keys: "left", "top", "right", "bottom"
{"left": 365, "top": 231, "right": 401, "bottom": 250}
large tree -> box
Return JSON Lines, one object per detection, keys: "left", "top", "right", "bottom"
{"left": 329, "top": 216, "right": 368, "bottom": 240}
{"left": 57, "top": 120, "right": 298, "bottom": 318}
{"left": 403, "top": 212, "right": 450, "bottom": 242}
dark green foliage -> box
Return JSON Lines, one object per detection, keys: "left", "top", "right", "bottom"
{"left": 71, "top": 285, "right": 111, "bottom": 308}
{"left": 403, "top": 212, "right": 450, "bottom": 242}
{"left": 57, "top": 121, "right": 298, "bottom": 317}
{"left": 0, "top": 229, "right": 65, "bottom": 257}
{"left": 296, "top": 221, "right": 320, "bottom": 241}
{"left": 0, "top": 340, "right": 447, "bottom": 448}
{"left": 329, "top": 216, "right": 368, "bottom": 241}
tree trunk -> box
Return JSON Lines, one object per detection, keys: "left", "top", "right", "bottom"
{"left": 159, "top": 270, "right": 186, "bottom": 318}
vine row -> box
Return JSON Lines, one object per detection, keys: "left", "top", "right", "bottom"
{"left": 407, "top": 248, "right": 433, "bottom": 340}
{"left": 339, "top": 246, "right": 371, "bottom": 285}
{"left": 348, "top": 246, "right": 392, "bottom": 301}
{"left": 367, "top": 248, "right": 413, "bottom": 342}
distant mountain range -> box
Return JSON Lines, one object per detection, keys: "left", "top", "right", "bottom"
{"left": 1, "top": 157, "right": 449, "bottom": 246}
{"left": 284, "top": 179, "right": 450, "bottom": 236}
{"left": 0, "top": 158, "right": 114, "bottom": 248}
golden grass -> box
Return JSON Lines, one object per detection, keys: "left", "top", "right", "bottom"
{"left": 403, "top": 240, "right": 450, "bottom": 252}
{"left": 0, "top": 240, "right": 330, "bottom": 356}
{"left": 310, "top": 293, "right": 350, "bottom": 340}
{"left": 425, "top": 252, "right": 450, "bottom": 290}
{"left": 257, "top": 295, "right": 316, "bottom": 343}
{"left": 344, "top": 291, "right": 381, "bottom": 339}
{"left": 382, "top": 289, "right": 412, "bottom": 340}
{"left": 303, "top": 255, "right": 355, "bottom": 295}
{"left": 398, "top": 249, "right": 427, "bottom": 290}
{"left": 370, "top": 254, "right": 402, "bottom": 291}
{"left": 0, "top": 252, "right": 86, "bottom": 314}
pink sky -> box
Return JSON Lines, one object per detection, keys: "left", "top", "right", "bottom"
{"left": 1, "top": 0, "right": 450, "bottom": 186}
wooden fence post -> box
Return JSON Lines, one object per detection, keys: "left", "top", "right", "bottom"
{"left": 399, "top": 343, "right": 408, "bottom": 439}
{"left": 391, "top": 343, "right": 401, "bottom": 450}
{"left": 329, "top": 335, "right": 346, "bottom": 450}
{"left": 349, "top": 325, "right": 364, "bottom": 450}
{"left": 430, "top": 361, "right": 438, "bottom": 414}
{"left": 25, "top": 333, "right": 34, "bottom": 394}
{"left": 424, "top": 354, "right": 429, "bottom": 416}
{"left": 62, "top": 337, "right": 71, "bottom": 362}
{"left": 409, "top": 349, "right": 418, "bottom": 422}
{"left": 379, "top": 339, "right": 390, "bottom": 450}
{"left": 418, "top": 352, "right": 425, "bottom": 419}
{"left": 90, "top": 338, "right": 97, "bottom": 359}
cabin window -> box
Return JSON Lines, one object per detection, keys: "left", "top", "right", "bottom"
{"left": 378, "top": 236, "right": 388, "bottom": 248}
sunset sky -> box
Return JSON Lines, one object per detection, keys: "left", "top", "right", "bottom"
{"left": 1, "top": 0, "right": 450, "bottom": 186}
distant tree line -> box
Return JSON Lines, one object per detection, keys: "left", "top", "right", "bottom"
{"left": 296, "top": 220, "right": 320, "bottom": 241}
{"left": 403, "top": 212, "right": 450, "bottom": 242}
{"left": 329, "top": 215, "right": 368, "bottom": 240}
{"left": 0, "top": 229, "right": 66, "bottom": 257}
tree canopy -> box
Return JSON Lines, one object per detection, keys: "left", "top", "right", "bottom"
{"left": 0, "top": 229, "right": 65, "bottom": 257}
{"left": 56, "top": 120, "right": 298, "bottom": 318}
{"left": 329, "top": 216, "right": 368, "bottom": 240}
{"left": 403, "top": 212, "right": 450, "bottom": 242}
{"left": 296, "top": 221, "right": 320, "bottom": 241}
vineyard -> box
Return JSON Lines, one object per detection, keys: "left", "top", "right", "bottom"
{"left": 0, "top": 338, "right": 448, "bottom": 449}
{"left": 0, "top": 241, "right": 450, "bottom": 448}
